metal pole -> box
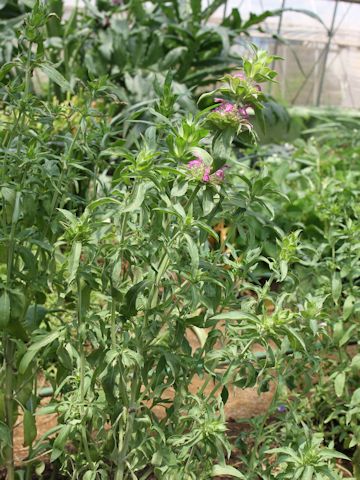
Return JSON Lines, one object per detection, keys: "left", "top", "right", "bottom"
{"left": 316, "top": 0, "right": 340, "bottom": 106}
{"left": 274, "top": 0, "right": 286, "bottom": 59}
{"left": 269, "top": 0, "right": 286, "bottom": 95}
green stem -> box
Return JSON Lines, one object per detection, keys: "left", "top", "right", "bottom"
{"left": 248, "top": 383, "right": 279, "bottom": 477}
{"left": 111, "top": 298, "right": 117, "bottom": 350}
{"left": 3, "top": 191, "right": 21, "bottom": 480}
{"left": 4, "top": 338, "right": 15, "bottom": 480}
{"left": 185, "top": 183, "right": 201, "bottom": 210}
{"left": 115, "top": 374, "right": 139, "bottom": 480}
{"left": 77, "top": 278, "right": 93, "bottom": 467}
{"left": 48, "top": 125, "right": 81, "bottom": 221}
{"left": 25, "top": 376, "right": 37, "bottom": 480}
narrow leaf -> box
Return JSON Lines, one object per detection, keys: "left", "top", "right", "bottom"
{"left": 212, "top": 465, "right": 245, "bottom": 478}
{"left": 0, "top": 291, "right": 11, "bottom": 328}
{"left": 334, "top": 372, "right": 345, "bottom": 398}
{"left": 23, "top": 410, "right": 37, "bottom": 447}
{"left": 67, "top": 241, "right": 82, "bottom": 285}
{"left": 123, "top": 182, "right": 152, "bottom": 213}
{"left": 19, "top": 331, "right": 60, "bottom": 374}
{"left": 39, "top": 63, "right": 72, "bottom": 91}
{"left": 331, "top": 272, "right": 342, "bottom": 304}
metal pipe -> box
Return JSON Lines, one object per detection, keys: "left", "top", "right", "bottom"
{"left": 269, "top": 0, "right": 286, "bottom": 95}
{"left": 316, "top": 0, "right": 340, "bottom": 106}
{"left": 274, "top": 0, "right": 286, "bottom": 59}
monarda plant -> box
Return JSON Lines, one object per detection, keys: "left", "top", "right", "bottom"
{"left": 1, "top": 22, "right": 306, "bottom": 478}
{"left": 43, "top": 50, "right": 307, "bottom": 480}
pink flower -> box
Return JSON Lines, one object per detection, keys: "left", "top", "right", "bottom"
{"left": 238, "top": 106, "right": 249, "bottom": 119}
{"left": 214, "top": 169, "right": 225, "bottom": 181}
{"left": 214, "top": 101, "right": 235, "bottom": 114}
{"left": 186, "top": 158, "right": 226, "bottom": 184}
{"left": 188, "top": 158, "right": 203, "bottom": 169}
{"left": 210, "top": 165, "right": 229, "bottom": 184}
{"left": 213, "top": 100, "right": 250, "bottom": 122}
{"left": 232, "top": 71, "right": 245, "bottom": 79}
{"left": 223, "top": 103, "right": 234, "bottom": 113}
{"left": 187, "top": 158, "right": 211, "bottom": 183}
{"left": 202, "top": 167, "right": 211, "bottom": 182}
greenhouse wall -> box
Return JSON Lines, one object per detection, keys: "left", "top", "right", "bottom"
{"left": 211, "top": 0, "right": 360, "bottom": 108}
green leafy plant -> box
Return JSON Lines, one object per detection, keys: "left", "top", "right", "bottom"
{"left": 1, "top": 1, "right": 359, "bottom": 480}
{"left": 228, "top": 115, "right": 360, "bottom": 479}
{"left": 0, "top": 3, "right": 303, "bottom": 478}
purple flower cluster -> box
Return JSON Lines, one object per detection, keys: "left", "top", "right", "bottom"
{"left": 187, "top": 158, "right": 211, "bottom": 182}
{"left": 232, "top": 71, "right": 245, "bottom": 79}
{"left": 213, "top": 98, "right": 250, "bottom": 120}
{"left": 187, "top": 158, "right": 227, "bottom": 184}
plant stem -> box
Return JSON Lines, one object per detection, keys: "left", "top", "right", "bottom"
{"left": 111, "top": 298, "right": 117, "bottom": 349}
{"left": 48, "top": 125, "right": 81, "bottom": 222}
{"left": 25, "top": 376, "right": 37, "bottom": 480}
{"left": 3, "top": 190, "right": 21, "bottom": 480}
{"left": 4, "top": 338, "right": 15, "bottom": 480}
{"left": 248, "top": 383, "right": 279, "bottom": 477}
{"left": 185, "top": 183, "right": 201, "bottom": 210}
{"left": 77, "top": 278, "right": 93, "bottom": 467}
{"left": 115, "top": 374, "right": 139, "bottom": 480}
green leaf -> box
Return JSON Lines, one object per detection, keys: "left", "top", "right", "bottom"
{"left": 184, "top": 233, "right": 199, "bottom": 275}
{"left": 123, "top": 182, "right": 152, "bottom": 213}
{"left": 212, "top": 465, "right": 245, "bottom": 478}
{"left": 58, "top": 208, "right": 77, "bottom": 226}
{"left": 35, "top": 462, "right": 45, "bottom": 476}
{"left": 0, "top": 291, "right": 11, "bottom": 328}
{"left": 0, "top": 62, "right": 16, "bottom": 81}
{"left": 212, "top": 129, "right": 233, "bottom": 167}
{"left": 23, "top": 409, "right": 37, "bottom": 447}
{"left": 343, "top": 295, "right": 355, "bottom": 320}
{"left": 195, "top": 221, "right": 219, "bottom": 240}
{"left": 121, "top": 281, "right": 150, "bottom": 317}
{"left": 83, "top": 472, "right": 96, "bottom": 480}
{"left": 281, "top": 8, "right": 327, "bottom": 29}
{"left": 351, "top": 354, "right": 360, "bottom": 375}
{"left": 302, "top": 465, "right": 314, "bottom": 480}
{"left": 221, "top": 385, "right": 229, "bottom": 404}
{"left": 339, "top": 324, "right": 356, "bottom": 347}
{"left": 331, "top": 272, "right": 342, "bottom": 304}
{"left": 190, "top": 147, "right": 213, "bottom": 166}
{"left": 191, "top": 326, "right": 207, "bottom": 347}
{"left": 171, "top": 180, "right": 188, "bottom": 198}
{"left": 334, "top": 372, "right": 345, "bottom": 397}
{"left": 19, "top": 331, "right": 60, "bottom": 374}
{"left": 161, "top": 46, "right": 187, "bottom": 69}
{"left": 36, "top": 404, "right": 58, "bottom": 416}
{"left": 321, "top": 448, "right": 350, "bottom": 461}
{"left": 51, "top": 424, "right": 71, "bottom": 462}
{"left": 284, "top": 326, "right": 306, "bottom": 351}
{"left": 39, "top": 63, "right": 72, "bottom": 92}
{"left": 25, "top": 305, "right": 48, "bottom": 331}
{"left": 279, "top": 259, "right": 288, "bottom": 281}
{"left": 212, "top": 310, "right": 259, "bottom": 324}
{"left": 67, "top": 241, "right": 82, "bottom": 285}
{"left": 87, "top": 197, "right": 122, "bottom": 211}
